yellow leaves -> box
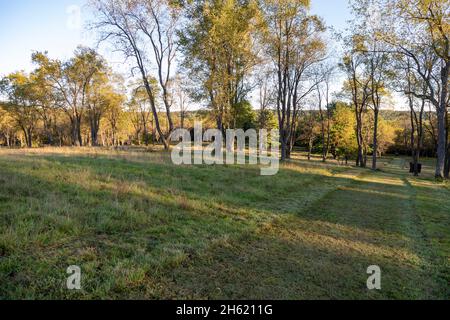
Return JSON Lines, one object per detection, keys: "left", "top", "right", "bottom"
{"left": 342, "top": 55, "right": 352, "bottom": 69}
{"left": 351, "top": 33, "right": 368, "bottom": 52}
{"left": 396, "top": 0, "right": 449, "bottom": 33}
{"left": 206, "top": 0, "right": 257, "bottom": 49}
{"left": 6, "top": 72, "right": 29, "bottom": 86}
{"left": 263, "top": 0, "right": 309, "bottom": 8}
{"left": 332, "top": 103, "right": 357, "bottom": 142}
{"left": 415, "top": 0, "right": 449, "bottom": 15}
{"left": 390, "top": 0, "right": 449, "bottom": 60}
{"left": 377, "top": 118, "right": 397, "bottom": 147}
{"left": 186, "top": 0, "right": 261, "bottom": 120}
{"left": 1, "top": 72, "right": 37, "bottom": 105}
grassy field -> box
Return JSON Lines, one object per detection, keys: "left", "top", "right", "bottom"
{"left": 0, "top": 147, "right": 448, "bottom": 299}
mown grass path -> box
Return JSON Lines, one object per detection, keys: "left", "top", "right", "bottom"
{"left": 168, "top": 158, "right": 449, "bottom": 299}
{"left": 0, "top": 149, "right": 448, "bottom": 299}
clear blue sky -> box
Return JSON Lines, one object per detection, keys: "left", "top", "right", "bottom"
{"left": 0, "top": 0, "right": 351, "bottom": 77}
{"left": 311, "top": 0, "right": 351, "bottom": 31}
{"left": 0, "top": 0, "right": 92, "bottom": 75}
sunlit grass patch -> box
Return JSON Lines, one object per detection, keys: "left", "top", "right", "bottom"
{"left": 0, "top": 148, "right": 448, "bottom": 299}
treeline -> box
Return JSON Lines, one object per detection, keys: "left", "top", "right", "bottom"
{"left": 296, "top": 105, "right": 439, "bottom": 162}
{"left": 0, "top": 0, "right": 449, "bottom": 178}
{"left": 0, "top": 67, "right": 438, "bottom": 162}
{"left": 340, "top": 0, "right": 449, "bottom": 178}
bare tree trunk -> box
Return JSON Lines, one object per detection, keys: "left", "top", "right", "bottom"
{"left": 409, "top": 94, "right": 419, "bottom": 176}
{"left": 436, "top": 108, "right": 446, "bottom": 179}
{"left": 23, "top": 128, "right": 29, "bottom": 148}
{"left": 70, "top": 115, "right": 82, "bottom": 147}
{"left": 77, "top": 118, "right": 83, "bottom": 147}
{"left": 144, "top": 126, "right": 149, "bottom": 146}
{"left": 71, "top": 118, "right": 77, "bottom": 146}
{"left": 308, "top": 137, "right": 313, "bottom": 161}
{"left": 316, "top": 85, "right": 327, "bottom": 162}
{"left": 42, "top": 118, "right": 54, "bottom": 145}
{"left": 28, "top": 128, "right": 33, "bottom": 148}
{"left": 280, "top": 128, "right": 289, "bottom": 161}
{"left": 413, "top": 99, "right": 426, "bottom": 176}
{"left": 445, "top": 110, "right": 450, "bottom": 178}
{"left": 372, "top": 108, "right": 379, "bottom": 171}
{"left": 445, "top": 144, "right": 450, "bottom": 179}
{"left": 320, "top": 115, "right": 326, "bottom": 162}
{"left": 21, "top": 127, "right": 33, "bottom": 148}
{"left": 163, "top": 94, "right": 174, "bottom": 134}
{"left": 142, "top": 77, "right": 168, "bottom": 149}
{"left": 435, "top": 63, "right": 449, "bottom": 179}
{"left": 109, "top": 129, "right": 114, "bottom": 147}
{"left": 90, "top": 116, "right": 100, "bottom": 147}
{"left": 356, "top": 113, "right": 364, "bottom": 167}
{"left": 363, "top": 146, "right": 368, "bottom": 168}
{"left": 325, "top": 115, "right": 331, "bottom": 161}
{"left": 151, "top": 114, "right": 156, "bottom": 146}
{"left": 217, "top": 116, "right": 224, "bottom": 137}
{"left": 181, "top": 112, "right": 185, "bottom": 130}
{"left": 5, "top": 133, "right": 10, "bottom": 148}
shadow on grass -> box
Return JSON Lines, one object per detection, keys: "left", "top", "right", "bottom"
{"left": 0, "top": 153, "right": 448, "bottom": 299}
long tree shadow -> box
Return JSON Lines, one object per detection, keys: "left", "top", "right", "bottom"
{"left": 0, "top": 153, "right": 448, "bottom": 299}
{"left": 164, "top": 162, "right": 447, "bottom": 299}
{"left": 167, "top": 229, "right": 440, "bottom": 299}
{"left": 1, "top": 153, "right": 435, "bottom": 246}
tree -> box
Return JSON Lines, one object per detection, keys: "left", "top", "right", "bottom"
{"left": 31, "top": 62, "right": 60, "bottom": 145}
{"left": 330, "top": 102, "right": 359, "bottom": 164}
{"left": 298, "top": 110, "right": 320, "bottom": 161}
{"left": 86, "top": 71, "right": 121, "bottom": 146}
{"left": 0, "top": 72, "right": 40, "bottom": 148}
{"left": 91, "top": 0, "right": 180, "bottom": 149}
{"left": 257, "top": 108, "right": 277, "bottom": 132}
{"left": 179, "top": 0, "right": 260, "bottom": 132}
{"left": 0, "top": 106, "right": 17, "bottom": 147}
{"left": 380, "top": 0, "right": 449, "bottom": 178}
{"left": 230, "top": 100, "right": 257, "bottom": 130}
{"left": 260, "top": 0, "right": 327, "bottom": 160}
{"left": 313, "top": 62, "right": 335, "bottom": 162}
{"left": 171, "top": 74, "right": 190, "bottom": 129}
{"left": 130, "top": 0, "right": 179, "bottom": 133}
{"left": 105, "top": 91, "right": 126, "bottom": 147}
{"left": 376, "top": 116, "right": 397, "bottom": 156}
{"left": 130, "top": 84, "right": 151, "bottom": 146}
{"left": 128, "top": 78, "right": 161, "bottom": 146}
{"left": 341, "top": 47, "right": 372, "bottom": 167}
{"left": 32, "top": 48, "right": 107, "bottom": 146}
{"left": 255, "top": 65, "right": 277, "bottom": 131}
{"left": 401, "top": 55, "right": 435, "bottom": 175}
{"left": 350, "top": 0, "right": 393, "bottom": 170}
